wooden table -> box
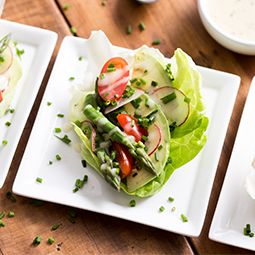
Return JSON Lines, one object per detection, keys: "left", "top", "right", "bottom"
{"left": 0, "top": 0, "right": 254, "bottom": 254}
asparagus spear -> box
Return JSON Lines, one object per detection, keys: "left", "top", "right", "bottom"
{"left": 83, "top": 104, "right": 157, "bottom": 176}
{"left": 97, "top": 148, "right": 121, "bottom": 190}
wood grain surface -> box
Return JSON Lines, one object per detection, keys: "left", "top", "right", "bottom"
{"left": 1, "top": 0, "right": 255, "bottom": 254}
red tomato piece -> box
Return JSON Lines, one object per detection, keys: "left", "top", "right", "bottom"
{"left": 113, "top": 142, "right": 133, "bottom": 179}
{"left": 0, "top": 90, "right": 3, "bottom": 103}
{"left": 117, "top": 113, "right": 146, "bottom": 142}
{"left": 97, "top": 57, "right": 129, "bottom": 101}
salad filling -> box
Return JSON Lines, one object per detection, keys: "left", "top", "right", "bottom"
{"left": 0, "top": 34, "right": 22, "bottom": 117}
{"left": 70, "top": 35, "right": 208, "bottom": 197}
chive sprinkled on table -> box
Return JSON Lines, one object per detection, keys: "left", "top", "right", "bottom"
{"left": 54, "top": 127, "right": 61, "bottom": 133}
{"left": 7, "top": 211, "right": 15, "bottom": 218}
{"left": 32, "top": 235, "right": 42, "bottom": 246}
{"left": 36, "top": 177, "right": 43, "bottom": 183}
{"left": 181, "top": 214, "right": 188, "bottom": 222}
{"left": 51, "top": 223, "right": 61, "bottom": 231}
{"left": 138, "top": 22, "right": 145, "bottom": 31}
{"left": 127, "top": 25, "right": 132, "bottom": 35}
{"left": 62, "top": 3, "right": 70, "bottom": 11}
{"left": 152, "top": 39, "right": 161, "bottom": 45}
{"left": 70, "top": 26, "right": 77, "bottom": 36}
{"left": 0, "top": 220, "right": 5, "bottom": 227}
{"left": 47, "top": 237, "right": 55, "bottom": 245}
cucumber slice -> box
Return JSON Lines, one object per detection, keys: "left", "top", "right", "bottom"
{"left": 0, "top": 46, "right": 13, "bottom": 75}
{"left": 123, "top": 94, "right": 170, "bottom": 192}
{"left": 151, "top": 86, "right": 190, "bottom": 126}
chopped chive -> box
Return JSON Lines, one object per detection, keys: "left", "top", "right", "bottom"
{"left": 122, "top": 85, "right": 135, "bottom": 98}
{"left": 36, "top": 177, "right": 43, "bottom": 183}
{"left": 140, "top": 78, "right": 146, "bottom": 85}
{"left": 151, "top": 80, "right": 158, "bottom": 87}
{"left": 8, "top": 108, "right": 15, "bottom": 113}
{"left": 7, "top": 211, "right": 15, "bottom": 218}
{"left": 181, "top": 214, "right": 188, "bottom": 222}
{"left": 62, "top": 3, "right": 70, "bottom": 11}
{"left": 16, "top": 48, "right": 24, "bottom": 59}
{"left": 244, "top": 224, "right": 254, "bottom": 237}
{"left": 184, "top": 97, "right": 191, "bottom": 103}
{"left": 49, "top": 161, "right": 53, "bottom": 165}
{"left": 54, "top": 128, "right": 62, "bottom": 133}
{"left": 168, "top": 196, "right": 174, "bottom": 202}
{"left": 32, "top": 235, "right": 42, "bottom": 246}
{"left": 2, "top": 140, "right": 7, "bottom": 145}
{"left": 131, "top": 97, "right": 142, "bottom": 109}
{"left": 0, "top": 56, "right": 4, "bottom": 63}
{"left": 100, "top": 73, "right": 105, "bottom": 80}
{"left": 130, "top": 78, "right": 137, "bottom": 83}
{"left": 67, "top": 208, "right": 77, "bottom": 223}
{"left": 138, "top": 22, "right": 145, "bottom": 31}
{"left": 73, "top": 175, "right": 88, "bottom": 193}
{"left": 81, "top": 160, "right": 87, "bottom": 168}
{"left": 154, "top": 152, "right": 159, "bottom": 161}
{"left": 78, "top": 56, "right": 84, "bottom": 61}
{"left": 142, "top": 135, "right": 148, "bottom": 142}
{"left": 0, "top": 211, "right": 5, "bottom": 219}
{"left": 127, "top": 25, "right": 132, "bottom": 35}
{"left": 57, "top": 113, "right": 64, "bottom": 118}
{"left": 0, "top": 220, "right": 5, "bottom": 227}
{"left": 47, "top": 237, "right": 55, "bottom": 245}
{"left": 129, "top": 199, "right": 136, "bottom": 207}
{"left": 70, "top": 26, "right": 77, "bottom": 36}
{"left": 55, "top": 134, "right": 72, "bottom": 145}
{"left": 56, "top": 154, "right": 62, "bottom": 161}
{"left": 144, "top": 69, "right": 148, "bottom": 74}
{"left": 165, "top": 64, "right": 174, "bottom": 81}
{"left": 161, "top": 92, "right": 176, "bottom": 104}
{"left": 159, "top": 206, "right": 165, "bottom": 212}
{"left": 152, "top": 39, "right": 161, "bottom": 45}
{"left": 47, "top": 101, "right": 52, "bottom": 106}
{"left": 51, "top": 223, "right": 61, "bottom": 231}
{"left": 69, "top": 76, "right": 75, "bottom": 81}
{"left": 158, "top": 144, "right": 163, "bottom": 150}
{"left": 107, "top": 62, "right": 116, "bottom": 72}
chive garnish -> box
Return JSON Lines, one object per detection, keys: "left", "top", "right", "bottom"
{"left": 152, "top": 39, "right": 161, "bottom": 45}
{"left": 32, "top": 235, "right": 42, "bottom": 246}
{"left": 6, "top": 191, "right": 16, "bottom": 202}
{"left": 138, "top": 22, "right": 145, "bottom": 31}
{"left": 49, "top": 161, "right": 53, "bottom": 165}
{"left": 142, "top": 135, "right": 148, "bottom": 142}
{"left": 165, "top": 64, "right": 174, "bottom": 81}
{"left": 0, "top": 220, "right": 5, "bottom": 227}
{"left": 69, "top": 76, "right": 75, "bottom": 81}
{"left": 0, "top": 56, "right": 4, "bottom": 63}
{"left": 158, "top": 144, "right": 163, "bottom": 150}
{"left": 16, "top": 48, "right": 24, "bottom": 59}
{"left": 9, "top": 108, "right": 15, "bottom": 113}
{"left": 184, "top": 97, "right": 191, "bottom": 103}
{"left": 47, "top": 237, "right": 55, "bottom": 245}
{"left": 36, "top": 177, "right": 43, "bottom": 183}
{"left": 151, "top": 80, "right": 158, "bottom": 87}
{"left": 63, "top": 3, "right": 70, "bottom": 11}
{"left": 131, "top": 97, "right": 142, "bottom": 109}
{"left": 130, "top": 78, "right": 137, "bottom": 83}
{"left": 107, "top": 62, "right": 116, "bottom": 72}
{"left": 51, "top": 223, "right": 61, "bottom": 231}
{"left": 2, "top": 140, "right": 7, "bottom": 145}
{"left": 129, "top": 199, "right": 136, "bottom": 207}
{"left": 168, "top": 197, "right": 174, "bottom": 202}
{"left": 127, "top": 25, "right": 132, "bottom": 35}
{"left": 161, "top": 92, "right": 176, "bottom": 104}
{"left": 78, "top": 56, "right": 84, "bottom": 61}
{"left": 57, "top": 113, "right": 64, "bottom": 118}
{"left": 70, "top": 26, "right": 77, "bottom": 36}
{"left": 244, "top": 224, "right": 254, "bottom": 237}
{"left": 154, "top": 152, "right": 159, "bottom": 161}
{"left": 47, "top": 101, "right": 52, "bottom": 106}
{"left": 7, "top": 211, "right": 15, "bottom": 218}
{"left": 54, "top": 128, "right": 61, "bottom": 133}
{"left": 81, "top": 160, "right": 87, "bottom": 168}
{"left": 73, "top": 175, "right": 88, "bottom": 193}
{"left": 55, "top": 134, "right": 72, "bottom": 145}
{"left": 56, "top": 154, "right": 62, "bottom": 161}
{"left": 159, "top": 206, "right": 165, "bottom": 212}
{"left": 0, "top": 211, "right": 5, "bottom": 219}
{"left": 181, "top": 214, "right": 188, "bottom": 222}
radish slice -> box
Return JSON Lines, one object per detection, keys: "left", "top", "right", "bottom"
{"left": 104, "top": 89, "right": 144, "bottom": 114}
{"left": 151, "top": 86, "right": 190, "bottom": 126}
{"left": 145, "top": 123, "right": 162, "bottom": 156}
{"left": 81, "top": 120, "right": 96, "bottom": 152}
{"left": 0, "top": 46, "right": 13, "bottom": 75}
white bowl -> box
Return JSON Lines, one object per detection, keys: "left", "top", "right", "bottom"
{"left": 198, "top": 0, "right": 255, "bottom": 55}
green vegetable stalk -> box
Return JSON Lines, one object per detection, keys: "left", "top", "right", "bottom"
{"left": 83, "top": 104, "right": 157, "bottom": 176}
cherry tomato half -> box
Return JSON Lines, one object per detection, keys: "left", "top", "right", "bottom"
{"left": 112, "top": 142, "right": 133, "bottom": 179}
{"left": 117, "top": 113, "right": 146, "bottom": 142}
{"left": 97, "top": 57, "right": 129, "bottom": 101}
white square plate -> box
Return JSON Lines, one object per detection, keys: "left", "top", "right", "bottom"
{"left": 0, "top": 19, "right": 57, "bottom": 188}
{"left": 209, "top": 77, "right": 255, "bottom": 250}
{"left": 12, "top": 34, "right": 240, "bottom": 236}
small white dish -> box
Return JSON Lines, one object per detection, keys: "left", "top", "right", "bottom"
{"left": 209, "top": 77, "right": 255, "bottom": 251}
{"left": 0, "top": 19, "right": 57, "bottom": 188}
{"left": 12, "top": 32, "right": 240, "bottom": 236}
{"left": 198, "top": 0, "right": 255, "bottom": 55}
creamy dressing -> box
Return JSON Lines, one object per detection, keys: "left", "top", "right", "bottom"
{"left": 206, "top": 0, "right": 255, "bottom": 42}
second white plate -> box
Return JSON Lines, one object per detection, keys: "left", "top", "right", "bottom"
{"left": 13, "top": 34, "right": 240, "bottom": 236}
{"left": 209, "top": 77, "right": 255, "bottom": 251}
{"left": 0, "top": 19, "right": 57, "bottom": 188}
